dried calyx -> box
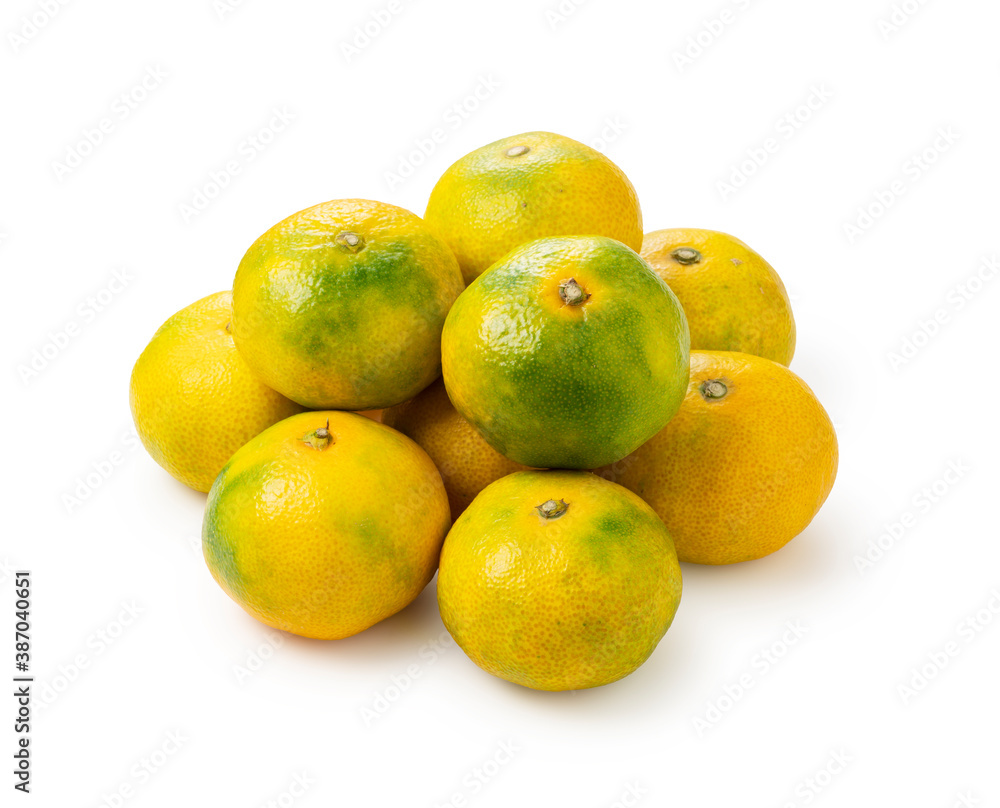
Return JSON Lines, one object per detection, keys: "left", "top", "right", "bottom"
{"left": 558, "top": 278, "right": 590, "bottom": 306}
{"left": 700, "top": 379, "right": 729, "bottom": 401}
{"left": 304, "top": 420, "right": 335, "bottom": 450}
{"left": 336, "top": 231, "right": 365, "bottom": 253}
{"left": 672, "top": 247, "right": 701, "bottom": 265}
{"left": 536, "top": 499, "right": 569, "bottom": 520}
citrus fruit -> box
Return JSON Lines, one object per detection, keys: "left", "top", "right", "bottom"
{"left": 231, "top": 199, "right": 464, "bottom": 410}
{"left": 383, "top": 379, "right": 530, "bottom": 519}
{"left": 641, "top": 228, "right": 796, "bottom": 365}
{"left": 424, "top": 131, "right": 643, "bottom": 284}
{"left": 203, "top": 411, "right": 450, "bottom": 639}
{"left": 129, "top": 291, "right": 304, "bottom": 492}
{"left": 606, "top": 351, "right": 837, "bottom": 564}
{"left": 442, "top": 235, "right": 690, "bottom": 469}
{"left": 438, "top": 469, "right": 682, "bottom": 691}
{"left": 356, "top": 409, "right": 383, "bottom": 422}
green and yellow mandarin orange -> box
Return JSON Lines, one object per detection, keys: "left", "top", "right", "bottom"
{"left": 641, "top": 228, "right": 796, "bottom": 365}
{"left": 232, "top": 199, "right": 464, "bottom": 410}
{"left": 203, "top": 411, "right": 450, "bottom": 639}
{"left": 383, "top": 379, "right": 530, "bottom": 519}
{"left": 425, "top": 131, "right": 643, "bottom": 284}
{"left": 129, "top": 291, "right": 305, "bottom": 492}
{"left": 438, "top": 470, "right": 682, "bottom": 691}
{"left": 607, "top": 351, "right": 838, "bottom": 565}
{"left": 442, "top": 235, "right": 690, "bottom": 469}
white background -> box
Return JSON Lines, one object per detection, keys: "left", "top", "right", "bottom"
{"left": 3, "top": 0, "right": 999, "bottom": 805}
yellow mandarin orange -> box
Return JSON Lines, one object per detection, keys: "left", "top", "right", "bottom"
{"left": 642, "top": 228, "right": 795, "bottom": 365}
{"left": 438, "top": 470, "right": 682, "bottom": 690}
{"left": 203, "top": 411, "right": 450, "bottom": 639}
{"left": 604, "top": 351, "right": 837, "bottom": 564}
{"left": 425, "top": 132, "right": 643, "bottom": 284}
{"left": 129, "top": 291, "right": 304, "bottom": 492}
{"left": 232, "top": 199, "right": 464, "bottom": 410}
{"left": 442, "top": 235, "right": 689, "bottom": 469}
{"left": 382, "top": 379, "right": 530, "bottom": 519}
